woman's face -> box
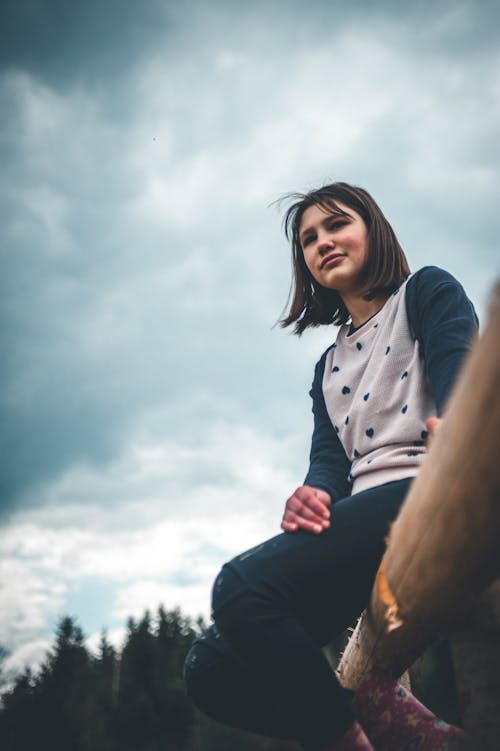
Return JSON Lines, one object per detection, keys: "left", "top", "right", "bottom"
{"left": 299, "top": 201, "right": 369, "bottom": 296}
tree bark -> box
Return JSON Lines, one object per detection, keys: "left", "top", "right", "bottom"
{"left": 337, "top": 282, "right": 500, "bottom": 690}
{"left": 450, "top": 580, "right": 500, "bottom": 751}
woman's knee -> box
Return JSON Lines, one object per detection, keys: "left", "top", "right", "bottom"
{"left": 211, "top": 563, "right": 265, "bottom": 641}
{"left": 183, "top": 626, "right": 224, "bottom": 710}
{"left": 183, "top": 625, "right": 246, "bottom": 723}
{"left": 211, "top": 564, "right": 245, "bottom": 623}
{"left": 184, "top": 640, "right": 207, "bottom": 705}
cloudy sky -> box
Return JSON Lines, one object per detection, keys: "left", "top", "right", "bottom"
{"left": 1, "top": 0, "right": 499, "bottom": 678}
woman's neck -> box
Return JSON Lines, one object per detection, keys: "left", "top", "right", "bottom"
{"left": 342, "top": 293, "right": 390, "bottom": 329}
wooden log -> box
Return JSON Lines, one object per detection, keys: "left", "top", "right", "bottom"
{"left": 337, "top": 282, "right": 500, "bottom": 690}
{"left": 450, "top": 580, "right": 500, "bottom": 751}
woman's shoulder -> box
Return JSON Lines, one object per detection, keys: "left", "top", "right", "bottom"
{"left": 407, "top": 265, "right": 463, "bottom": 292}
{"left": 406, "top": 265, "right": 470, "bottom": 311}
{"left": 405, "top": 265, "right": 477, "bottom": 339}
{"left": 310, "top": 336, "right": 342, "bottom": 392}
{"left": 314, "top": 341, "right": 336, "bottom": 372}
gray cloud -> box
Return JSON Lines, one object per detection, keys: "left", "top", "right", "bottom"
{"left": 2, "top": 0, "right": 499, "bottom": 515}
{"left": 1, "top": 1, "right": 499, "bottom": 670}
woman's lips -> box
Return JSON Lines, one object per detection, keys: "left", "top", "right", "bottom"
{"left": 321, "top": 254, "right": 345, "bottom": 269}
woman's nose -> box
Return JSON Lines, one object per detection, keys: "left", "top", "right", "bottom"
{"left": 317, "top": 232, "right": 335, "bottom": 254}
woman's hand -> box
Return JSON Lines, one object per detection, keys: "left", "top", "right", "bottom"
{"left": 425, "top": 416, "right": 443, "bottom": 440}
{"left": 281, "top": 485, "right": 332, "bottom": 534}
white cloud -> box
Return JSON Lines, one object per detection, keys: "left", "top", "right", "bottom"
{"left": 0, "top": 423, "right": 298, "bottom": 672}
{"left": 1, "top": 639, "right": 52, "bottom": 686}
{"left": 111, "top": 579, "right": 211, "bottom": 624}
{"left": 85, "top": 626, "right": 127, "bottom": 658}
{"left": 37, "top": 420, "right": 301, "bottom": 517}
{"left": 0, "top": 555, "right": 67, "bottom": 644}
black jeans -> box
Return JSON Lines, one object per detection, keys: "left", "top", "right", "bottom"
{"left": 184, "top": 479, "right": 411, "bottom": 750}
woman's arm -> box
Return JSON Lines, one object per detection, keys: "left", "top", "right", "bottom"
{"left": 281, "top": 352, "right": 352, "bottom": 534}
{"left": 303, "top": 352, "right": 352, "bottom": 497}
{"left": 406, "top": 266, "right": 479, "bottom": 415}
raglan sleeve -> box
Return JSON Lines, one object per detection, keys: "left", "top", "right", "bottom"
{"left": 303, "top": 351, "right": 352, "bottom": 502}
{"left": 407, "top": 266, "right": 479, "bottom": 415}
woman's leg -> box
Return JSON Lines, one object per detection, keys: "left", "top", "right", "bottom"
{"left": 184, "top": 623, "right": 301, "bottom": 740}
{"left": 186, "top": 479, "right": 410, "bottom": 750}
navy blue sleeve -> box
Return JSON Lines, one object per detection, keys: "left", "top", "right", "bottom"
{"left": 303, "top": 350, "right": 352, "bottom": 502}
{"left": 406, "top": 266, "right": 478, "bottom": 415}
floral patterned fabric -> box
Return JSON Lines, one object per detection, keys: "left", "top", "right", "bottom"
{"left": 352, "top": 668, "right": 465, "bottom": 750}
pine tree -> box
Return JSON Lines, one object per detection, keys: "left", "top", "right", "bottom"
{"left": 36, "top": 615, "right": 94, "bottom": 750}
{"left": 115, "top": 610, "right": 160, "bottom": 749}
{"left": 0, "top": 668, "right": 38, "bottom": 750}
{"left": 0, "top": 605, "right": 298, "bottom": 750}
{"left": 155, "top": 605, "right": 198, "bottom": 750}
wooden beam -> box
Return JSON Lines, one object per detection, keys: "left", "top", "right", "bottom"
{"left": 337, "top": 282, "right": 500, "bottom": 690}
{"left": 451, "top": 580, "right": 500, "bottom": 750}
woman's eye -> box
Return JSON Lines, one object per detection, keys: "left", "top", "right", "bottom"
{"left": 302, "top": 235, "right": 314, "bottom": 247}
{"left": 329, "top": 220, "right": 346, "bottom": 231}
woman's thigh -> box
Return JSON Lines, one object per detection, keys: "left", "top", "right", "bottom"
{"left": 218, "top": 478, "right": 411, "bottom": 644}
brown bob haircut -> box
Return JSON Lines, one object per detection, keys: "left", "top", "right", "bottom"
{"left": 279, "top": 182, "right": 411, "bottom": 335}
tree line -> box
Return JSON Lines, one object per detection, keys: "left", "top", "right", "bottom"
{"left": 0, "top": 606, "right": 298, "bottom": 751}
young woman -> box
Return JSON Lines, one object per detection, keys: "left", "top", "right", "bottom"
{"left": 184, "top": 183, "right": 477, "bottom": 751}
